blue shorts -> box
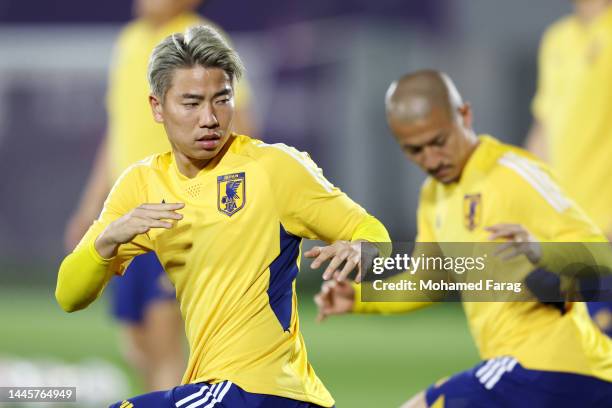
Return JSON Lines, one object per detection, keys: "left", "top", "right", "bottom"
{"left": 109, "top": 252, "right": 176, "bottom": 324}
{"left": 109, "top": 380, "right": 333, "bottom": 408}
{"left": 425, "top": 356, "right": 612, "bottom": 407}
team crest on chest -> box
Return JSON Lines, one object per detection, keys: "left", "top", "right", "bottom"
{"left": 463, "top": 193, "right": 481, "bottom": 231}
{"left": 217, "top": 172, "right": 246, "bottom": 217}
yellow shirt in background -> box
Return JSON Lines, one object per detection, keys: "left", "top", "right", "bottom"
{"left": 106, "top": 12, "right": 250, "bottom": 181}
{"left": 532, "top": 7, "right": 612, "bottom": 233}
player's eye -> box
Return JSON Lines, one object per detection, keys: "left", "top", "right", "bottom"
{"left": 433, "top": 134, "right": 447, "bottom": 146}
{"left": 216, "top": 97, "right": 231, "bottom": 105}
{"left": 183, "top": 102, "right": 199, "bottom": 108}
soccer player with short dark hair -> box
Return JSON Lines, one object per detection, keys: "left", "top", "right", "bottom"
{"left": 315, "top": 70, "right": 612, "bottom": 408}
{"left": 56, "top": 25, "right": 390, "bottom": 407}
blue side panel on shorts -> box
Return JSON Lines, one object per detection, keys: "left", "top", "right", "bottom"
{"left": 267, "top": 224, "right": 300, "bottom": 332}
{"left": 109, "top": 380, "right": 332, "bottom": 408}
{"left": 110, "top": 251, "right": 175, "bottom": 323}
{"left": 425, "top": 356, "right": 612, "bottom": 408}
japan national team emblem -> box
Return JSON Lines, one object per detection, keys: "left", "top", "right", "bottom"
{"left": 463, "top": 193, "right": 481, "bottom": 231}
{"left": 217, "top": 172, "right": 246, "bottom": 217}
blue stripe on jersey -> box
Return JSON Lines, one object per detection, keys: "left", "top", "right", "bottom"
{"left": 268, "top": 223, "right": 300, "bottom": 332}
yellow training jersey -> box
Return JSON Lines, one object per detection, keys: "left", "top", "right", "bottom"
{"left": 532, "top": 7, "right": 612, "bottom": 233}
{"left": 106, "top": 13, "right": 251, "bottom": 181}
{"left": 357, "top": 135, "right": 612, "bottom": 381}
{"left": 57, "top": 134, "right": 390, "bottom": 406}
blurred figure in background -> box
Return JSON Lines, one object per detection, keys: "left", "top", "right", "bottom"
{"left": 63, "top": 0, "right": 254, "bottom": 391}
{"left": 526, "top": 0, "right": 612, "bottom": 336}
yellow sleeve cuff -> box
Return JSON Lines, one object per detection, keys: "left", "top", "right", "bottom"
{"left": 88, "top": 238, "right": 113, "bottom": 265}
{"left": 351, "top": 214, "right": 392, "bottom": 258}
{"left": 352, "top": 282, "right": 433, "bottom": 314}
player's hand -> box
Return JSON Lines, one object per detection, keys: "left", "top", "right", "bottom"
{"left": 95, "top": 203, "right": 184, "bottom": 259}
{"left": 313, "top": 280, "right": 355, "bottom": 322}
{"left": 486, "top": 223, "right": 542, "bottom": 265}
{"left": 305, "top": 240, "right": 374, "bottom": 282}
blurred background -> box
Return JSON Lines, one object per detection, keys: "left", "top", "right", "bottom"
{"left": 0, "top": 1, "right": 572, "bottom": 406}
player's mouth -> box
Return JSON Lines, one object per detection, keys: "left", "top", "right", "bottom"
{"left": 195, "top": 133, "right": 222, "bottom": 150}
{"left": 431, "top": 165, "right": 453, "bottom": 179}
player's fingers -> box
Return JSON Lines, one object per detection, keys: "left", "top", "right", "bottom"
{"left": 143, "top": 218, "right": 174, "bottom": 229}
{"left": 134, "top": 208, "right": 184, "bottom": 220}
{"left": 323, "top": 251, "right": 349, "bottom": 280}
{"left": 485, "top": 223, "right": 520, "bottom": 231}
{"left": 335, "top": 257, "right": 358, "bottom": 282}
{"left": 493, "top": 241, "right": 514, "bottom": 255}
{"left": 499, "top": 246, "right": 522, "bottom": 261}
{"left": 310, "top": 247, "right": 335, "bottom": 269}
{"left": 355, "top": 256, "right": 363, "bottom": 283}
{"left": 131, "top": 216, "right": 174, "bottom": 230}
{"left": 304, "top": 246, "right": 322, "bottom": 259}
{"left": 313, "top": 292, "right": 331, "bottom": 323}
{"left": 487, "top": 228, "right": 520, "bottom": 241}
{"left": 139, "top": 203, "right": 185, "bottom": 211}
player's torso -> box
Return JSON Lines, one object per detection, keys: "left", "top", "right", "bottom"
{"left": 133, "top": 147, "right": 334, "bottom": 404}
{"left": 546, "top": 13, "right": 612, "bottom": 233}
{"left": 142, "top": 152, "right": 280, "bottom": 324}
{"left": 422, "top": 138, "right": 612, "bottom": 379}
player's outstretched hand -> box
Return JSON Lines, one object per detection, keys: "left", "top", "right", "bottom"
{"left": 95, "top": 203, "right": 184, "bottom": 258}
{"left": 305, "top": 240, "right": 373, "bottom": 282}
{"left": 314, "top": 280, "right": 355, "bottom": 322}
{"left": 486, "top": 223, "right": 542, "bottom": 265}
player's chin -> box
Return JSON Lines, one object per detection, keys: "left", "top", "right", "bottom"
{"left": 189, "top": 149, "right": 219, "bottom": 161}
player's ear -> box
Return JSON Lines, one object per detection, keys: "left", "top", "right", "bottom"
{"left": 149, "top": 94, "right": 164, "bottom": 123}
{"left": 458, "top": 102, "right": 473, "bottom": 129}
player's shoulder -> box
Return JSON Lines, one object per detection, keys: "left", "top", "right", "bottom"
{"left": 117, "top": 152, "right": 173, "bottom": 182}
{"left": 542, "top": 14, "right": 579, "bottom": 46}
{"left": 232, "top": 134, "right": 333, "bottom": 186}
{"left": 491, "top": 145, "right": 571, "bottom": 213}
{"left": 115, "top": 19, "right": 149, "bottom": 48}
{"left": 419, "top": 177, "right": 437, "bottom": 204}
{"left": 233, "top": 134, "right": 310, "bottom": 164}
{"left": 492, "top": 142, "right": 554, "bottom": 182}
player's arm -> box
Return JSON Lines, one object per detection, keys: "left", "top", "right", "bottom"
{"left": 261, "top": 144, "right": 390, "bottom": 282}
{"left": 55, "top": 169, "right": 183, "bottom": 312}
{"left": 315, "top": 186, "right": 439, "bottom": 319}
{"left": 485, "top": 161, "right": 612, "bottom": 277}
{"left": 524, "top": 121, "right": 548, "bottom": 162}
{"left": 525, "top": 28, "right": 554, "bottom": 161}
{"left": 64, "top": 134, "right": 111, "bottom": 251}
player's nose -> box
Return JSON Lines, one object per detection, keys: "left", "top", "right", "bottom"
{"left": 422, "top": 148, "right": 441, "bottom": 170}
{"left": 198, "top": 104, "right": 219, "bottom": 128}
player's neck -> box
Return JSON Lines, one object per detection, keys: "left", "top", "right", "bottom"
{"left": 144, "top": 12, "right": 185, "bottom": 30}
{"left": 575, "top": 1, "right": 610, "bottom": 24}
{"left": 456, "top": 133, "right": 480, "bottom": 182}
{"left": 174, "top": 152, "right": 211, "bottom": 179}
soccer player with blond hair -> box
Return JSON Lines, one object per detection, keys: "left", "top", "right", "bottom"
{"left": 57, "top": 25, "right": 389, "bottom": 407}
{"left": 63, "top": 0, "right": 255, "bottom": 392}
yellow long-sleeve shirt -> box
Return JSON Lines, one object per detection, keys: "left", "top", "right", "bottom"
{"left": 355, "top": 135, "right": 612, "bottom": 381}
{"left": 56, "top": 134, "right": 390, "bottom": 407}
{"left": 532, "top": 7, "right": 612, "bottom": 233}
